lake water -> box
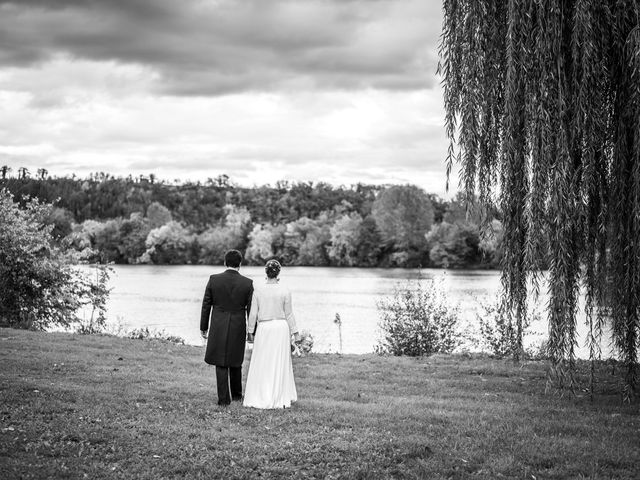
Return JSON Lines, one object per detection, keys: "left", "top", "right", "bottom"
{"left": 91, "top": 265, "right": 612, "bottom": 358}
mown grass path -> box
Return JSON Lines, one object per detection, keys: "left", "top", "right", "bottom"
{"left": 1, "top": 329, "right": 638, "bottom": 479}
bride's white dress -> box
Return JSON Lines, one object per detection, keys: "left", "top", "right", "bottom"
{"left": 243, "top": 282, "right": 298, "bottom": 409}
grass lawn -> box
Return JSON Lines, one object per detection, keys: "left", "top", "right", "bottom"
{"left": 0, "top": 329, "right": 638, "bottom": 479}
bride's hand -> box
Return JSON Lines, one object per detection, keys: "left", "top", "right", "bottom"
{"left": 292, "top": 332, "right": 301, "bottom": 343}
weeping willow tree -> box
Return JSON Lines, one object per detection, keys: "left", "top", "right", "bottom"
{"left": 439, "top": 0, "right": 640, "bottom": 399}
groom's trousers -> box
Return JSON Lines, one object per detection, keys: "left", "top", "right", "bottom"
{"left": 215, "top": 366, "right": 242, "bottom": 405}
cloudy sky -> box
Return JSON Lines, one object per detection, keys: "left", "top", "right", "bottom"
{"left": 0, "top": 0, "right": 454, "bottom": 195}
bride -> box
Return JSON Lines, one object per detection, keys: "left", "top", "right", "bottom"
{"left": 243, "top": 259, "right": 300, "bottom": 409}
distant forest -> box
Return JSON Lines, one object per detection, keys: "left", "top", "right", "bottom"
{"left": 0, "top": 168, "right": 504, "bottom": 268}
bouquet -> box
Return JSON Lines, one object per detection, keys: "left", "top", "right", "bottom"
{"left": 291, "top": 330, "right": 314, "bottom": 356}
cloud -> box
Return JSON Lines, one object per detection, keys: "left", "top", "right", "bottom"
{"left": 0, "top": 70, "right": 451, "bottom": 188}
{"left": 0, "top": 1, "right": 453, "bottom": 195}
{"left": 0, "top": 0, "right": 440, "bottom": 96}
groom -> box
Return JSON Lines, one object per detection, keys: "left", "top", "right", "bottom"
{"left": 200, "top": 249, "right": 253, "bottom": 406}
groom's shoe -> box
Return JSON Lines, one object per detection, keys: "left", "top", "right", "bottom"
{"left": 232, "top": 395, "right": 243, "bottom": 402}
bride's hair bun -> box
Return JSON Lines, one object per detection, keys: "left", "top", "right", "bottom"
{"left": 265, "top": 259, "right": 282, "bottom": 279}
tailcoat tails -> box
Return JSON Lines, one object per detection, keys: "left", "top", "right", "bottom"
{"left": 200, "top": 270, "right": 253, "bottom": 367}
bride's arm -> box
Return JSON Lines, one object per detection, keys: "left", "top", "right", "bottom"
{"left": 247, "top": 293, "right": 259, "bottom": 335}
{"left": 283, "top": 289, "right": 299, "bottom": 338}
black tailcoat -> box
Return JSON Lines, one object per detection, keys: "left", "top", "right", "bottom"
{"left": 200, "top": 270, "right": 253, "bottom": 367}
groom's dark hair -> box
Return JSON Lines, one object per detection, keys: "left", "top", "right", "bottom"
{"left": 224, "top": 249, "right": 243, "bottom": 268}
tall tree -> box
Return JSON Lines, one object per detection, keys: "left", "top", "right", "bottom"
{"left": 327, "top": 213, "right": 363, "bottom": 266}
{"left": 245, "top": 224, "right": 277, "bottom": 264}
{"left": 146, "top": 201, "right": 172, "bottom": 229}
{"left": 439, "top": 0, "right": 640, "bottom": 397}
{"left": 371, "top": 185, "right": 434, "bottom": 266}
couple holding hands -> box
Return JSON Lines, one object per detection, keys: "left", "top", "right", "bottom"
{"left": 200, "top": 250, "right": 301, "bottom": 409}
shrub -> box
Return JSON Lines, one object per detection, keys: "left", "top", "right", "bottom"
{"left": 375, "top": 279, "right": 460, "bottom": 356}
{"left": 525, "top": 338, "right": 550, "bottom": 361}
{"left": 0, "top": 189, "right": 111, "bottom": 330}
{"left": 127, "top": 327, "right": 185, "bottom": 345}
{"left": 476, "top": 295, "right": 543, "bottom": 358}
{"left": 74, "top": 265, "right": 112, "bottom": 334}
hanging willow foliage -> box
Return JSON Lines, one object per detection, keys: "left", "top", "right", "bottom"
{"left": 439, "top": 0, "right": 640, "bottom": 398}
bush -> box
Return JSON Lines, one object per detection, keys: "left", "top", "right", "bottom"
{"left": 74, "top": 265, "right": 112, "bottom": 334}
{"left": 525, "top": 338, "right": 550, "bottom": 361}
{"left": 127, "top": 327, "right": 185, "bottom": 345}
{"left": 375, "top": 279, "right": 460, "bottom": 356}
{"left": 0, "top": 190, "right": 111, "bottom": 330}
{"left": 476, "top": 295, "right": 543, "bottom": 358}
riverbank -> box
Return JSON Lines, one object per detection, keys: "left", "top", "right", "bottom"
{"left": 1, "top": 329, "right": 638, "bottom": 479}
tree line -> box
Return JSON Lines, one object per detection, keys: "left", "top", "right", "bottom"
{"left": 1, "top": 170, "right": 504, "bottom": 268}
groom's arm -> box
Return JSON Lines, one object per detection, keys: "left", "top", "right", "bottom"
{"left": 200, "top": 277, "right": 213, "bottom": 333}
{"left": 246, "top": 285, "right": 257, "bottom": 337}
{"left": 246, "top": 282, "right": 256, "bottom": 336}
